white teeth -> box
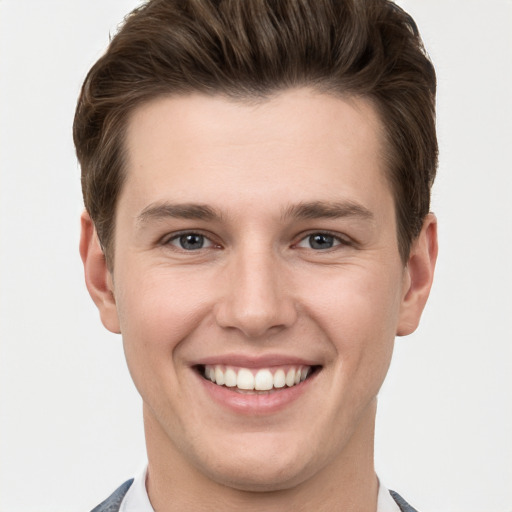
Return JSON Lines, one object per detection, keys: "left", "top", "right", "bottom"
{"left": 224, "top": 367, "right": 237, "bottom": 387}
{"left": 285, "top": 368, "right": 295, "bottom": 387}
{"left": 273, "top": 369, "right": 286, "bottom": 388}
{"left": 237, "top": 368, "right": 255, "bottom": 390}
{"left": 214, "top": 366, "right": 225, "bottom": 386}
{"left": 204, "top": 364, "right": 313, "bottom": 391}
{"left": 254, "top": 369, "right": 273, "bottom": 391}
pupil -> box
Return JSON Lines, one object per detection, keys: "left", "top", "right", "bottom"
{"left": 310, "top": 234, "right": 333, "bottom": 249}
{"left": 180, "top": 234, "right": 204, "bottom": 250}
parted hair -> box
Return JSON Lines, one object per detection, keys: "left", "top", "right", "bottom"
{"left": 73, "top": 0, "right": 437, "bottom": 264}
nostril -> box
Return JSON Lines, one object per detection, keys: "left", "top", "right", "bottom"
{"left": 213, "top": 303, "right": 298, "bottom": 339}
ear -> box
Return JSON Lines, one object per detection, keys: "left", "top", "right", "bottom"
{"left": 397, "top": 213, "right": 438, "bottom": 336}
{"left": 79, "top": 211, "right": 120, "bottom": 334}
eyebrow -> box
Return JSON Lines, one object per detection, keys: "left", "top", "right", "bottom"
{"left": 137, "top": 202, "right": 221, "bottom": 225}
{"left": 281, "top": 200, "right": 375, "bottom": 222}
{"left": 136, "top": 199, "right": 374, "bottom": 226}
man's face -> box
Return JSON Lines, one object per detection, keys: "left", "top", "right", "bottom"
{"left": 85, "top": 89, "right": 433, "bottom": 492}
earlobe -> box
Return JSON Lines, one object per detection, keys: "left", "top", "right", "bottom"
{"left": 397, "top": 213, "right": 438, "bottom": 336}
{"left": 79, "top": 211, "right": 121, "bottom": 334}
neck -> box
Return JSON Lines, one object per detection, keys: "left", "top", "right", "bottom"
{"left": 144, "top": 399, "right": 379, "bottom": 512}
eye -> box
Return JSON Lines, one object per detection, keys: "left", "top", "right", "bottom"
{"left": 296, "top": 232, "right": 346, "bottom": 250}
{"left": 167, "top": 233, "right": 214, "bottom": 251}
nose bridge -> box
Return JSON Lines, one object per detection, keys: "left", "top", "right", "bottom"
{"left": 215, "top": 241, "right": 296, "bottom": 337}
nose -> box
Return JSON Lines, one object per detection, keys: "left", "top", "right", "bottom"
{"left": 213, "top": 247, "right": 298, "bottom": 339}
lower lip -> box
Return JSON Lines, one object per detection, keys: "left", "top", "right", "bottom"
{"left": 196, "top": 371, "right": 317, "bottom": 415}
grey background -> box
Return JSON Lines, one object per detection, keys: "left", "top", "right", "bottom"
{"left": 1, "top": 0, "right": 511, "bottom": 510}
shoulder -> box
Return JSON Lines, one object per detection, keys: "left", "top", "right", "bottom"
{"left": 90, "top": 479, "right": 134, "bottom": 512}
{"left": 390, "top": 490, "right": 420, "bottom": 512}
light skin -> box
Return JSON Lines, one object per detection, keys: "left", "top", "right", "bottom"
{"left": 80, "top": 88, "right": 437, "bottom": 512}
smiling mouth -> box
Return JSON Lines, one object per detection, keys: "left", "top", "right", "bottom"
{"left": 196, "top": 364, "right": 320, "bottom": 394}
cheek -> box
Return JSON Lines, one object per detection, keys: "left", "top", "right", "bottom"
{"left": 116, "top": 265, "right": 210, "bottom": 335}
{"left": 300, "top": 264, "right": 403, "bottom": 379}
{"left": 113, "top": 267, "right": 214, "bottom": 384}
{"left": 304, "top": 263, "right": 402, "bottom": 331}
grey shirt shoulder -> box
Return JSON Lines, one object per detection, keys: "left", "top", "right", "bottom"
{"left": 90, "top": 479, "right": 134, "bottom": 512}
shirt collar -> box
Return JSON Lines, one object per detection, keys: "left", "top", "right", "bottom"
{"left": 120, "top": 465, "right": 400, "bottom": 512}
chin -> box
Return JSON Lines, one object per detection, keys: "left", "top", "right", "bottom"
{"left": 205, "top": 461, "right": 309, "bottom": 493}
{"left": 194, "top": 434, "right": 320, "bottom": 492}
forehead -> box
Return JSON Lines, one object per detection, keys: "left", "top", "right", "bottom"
{"left": 120, "top": 88, "right": 391, "bottom": 217}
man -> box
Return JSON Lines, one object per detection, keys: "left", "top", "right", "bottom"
{"left": 75, "top": 0, "right": 438, "bottom": 510}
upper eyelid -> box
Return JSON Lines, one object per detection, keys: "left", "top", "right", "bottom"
{"left": 158, "top": 231, "right": 222, "bottom": 252}
{"left": 161, "top": 229, "right": 217, "bottom": 243}
{"left": 294, "top": 230, "right": 352, "bottom": 245}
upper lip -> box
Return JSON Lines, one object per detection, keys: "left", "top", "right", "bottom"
{"left": 190, "top": 353, "right": 322, "bottom": 368}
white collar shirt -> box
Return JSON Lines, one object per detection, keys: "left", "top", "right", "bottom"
{"left": 120, "top": 466, "right": 401, "bottom": 512}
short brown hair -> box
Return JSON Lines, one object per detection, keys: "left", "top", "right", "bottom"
{"left": 74, "top": 0, "right": 437, "bottom": 265}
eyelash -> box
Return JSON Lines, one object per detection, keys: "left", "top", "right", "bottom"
{"left": 163, "top": 231, "right": 219, "bottom": 251}
{"left": 294, "top": 231, "right": 352, "bottom": 251}
{"left": 161, "top": 230, "right": 352, "bottom": 252}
